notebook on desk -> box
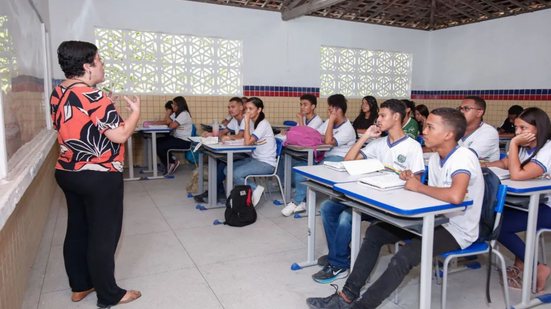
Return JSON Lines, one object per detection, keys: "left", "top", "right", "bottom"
{"left": 358, "top": 172, "right": 406, "bottom": 191}
{"left": 323, "top": 161, "right": 346, "bottom": 172}
{"left": 323, "top": 159, "right": 386, "bottom": 175}
{"left": 488, "top": 167, "right": 510, "bottom": 180}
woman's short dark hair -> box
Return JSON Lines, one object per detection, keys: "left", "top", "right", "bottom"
{"left": 415, "top": 104, "right": 429, "bottom": 118}
{"left": 57, "top": 41, "right": 98, "bottom": 78}
{"left": 173, "top": 96, "right": 191, "bottom": 117}
{"left": 518, "top": 107, "right": 551, "bottom": 167}
{"left": 381, "top": 99, "right": 406, "bottom": 122}
{"left": 401, "top": 99, "right": 416, "bottom": 112}
{"left": 431, "top": 107, "right": 467, "bottom": 142}
{"left": 300, "top": 94, "right": 317, "bottom": 106}
{"left": 508, "top": 105, "right": 524, "bottom": 116}
{"left": 327, "top": 94, "right": 347, "bottom": 115}
{"left": 164, "top": 101, "right": 173, "bottom": 110}
{"left": 229, "top": 97, "right": 243, "bottom": 104}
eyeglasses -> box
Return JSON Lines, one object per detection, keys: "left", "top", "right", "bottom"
{"left": 457, "top": 106, "right": 482, "bottom": 112}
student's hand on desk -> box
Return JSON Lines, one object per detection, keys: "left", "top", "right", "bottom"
{"left": 221, "top": 135, "right": 232, "bottom": 142}
{"left": 201, "top": 132, "right": 212, "bottom": 137}
{"left": 511, "top": 132, "right": 536, "bottom": 147}
{"left": 402, "top": 170, "right": 421, "bottom": 192}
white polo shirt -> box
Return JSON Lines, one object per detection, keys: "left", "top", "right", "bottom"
{"left": 303, "top": 114, "right": 323, "bottom": 130}
{"left": 427, "top": 146, "right": 484, "bottom": 249}
{"left": 360, "top": 135, "right": 425, "bottom": 174}
{"left": 238, "top": 118, "right": 255, "bottom": 135}
{"left": 518, "top": 140, "right": 551, "bottom": 207}
{"left": 249, "top": 119, "right": 277, "bottom": 167}
{"left": 458, "top": 122, "right": 500, "bottom": 162}
{"left": 317, "top": 119, "right": 356, "bottom": 158}
{"left": 227, "top": 117, "right": 253, "bottom": 135}
{"left": 172, "top": 111, "right": 193, "bottom": 140}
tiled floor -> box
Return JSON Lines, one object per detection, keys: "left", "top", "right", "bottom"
{"left": 23, "top": 163, "right": 548, "bottom": 308}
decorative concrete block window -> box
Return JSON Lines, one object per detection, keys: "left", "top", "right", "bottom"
{"left": 95, "top": 28, "right": 243, "bottom": 95}
{"left": 320, "top": 46, "right": 412, "bottom": 98}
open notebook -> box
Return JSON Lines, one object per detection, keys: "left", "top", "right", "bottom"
{"left": 358, "top": 172, "right": 406, "bottom": 191}
{"left": 324, "top": 159, "right": 386, "bottom": 175}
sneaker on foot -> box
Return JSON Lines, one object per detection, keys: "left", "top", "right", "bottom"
{"left": 293, "top": 202, "right": 306, "bottom": 213}
{"left": 252, "top": 185, "right": 264, "bottom": 206}
{"left": 317, "top": 254, "right": 329, "bottom": 267}
{"left": 312, "top": 265, "right": 349, "bottom": 284}
{"left": 306, "top": 289, "right": 352, "bottom": 309}
{"left": 281, "top": 202, "right": 298, "bottom": 216}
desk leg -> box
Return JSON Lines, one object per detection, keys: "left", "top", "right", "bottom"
{"left": 124, "top": 135, "right": 139, "bottom": 181}
{"left": 292, "top": 185, "right": 318, "bottom": 270}
{"left": 519, "top": 194, "right": 541, "bottom": 307}
{"left": 226, "top": 152, "right": 233, "bottom": 197}
{"left": 307, "top": 149, "right": 314, "bottom": 166}
{"left": 420, "top": 214, "right": 435, "bottom": 309}
{"left": 207, "top": 155, "right": 217, "bottom": 208}
{"left": 198, "top": 151, "right": 204, "bottom": 194}
{"left": 284, "top": 152, "right": 291, "bottom": 202}
{"left": 350, "top": 209, "right": 361, "bottom": 270}
{"left": 151, "top": 132, "right": 159, "bottom": 177}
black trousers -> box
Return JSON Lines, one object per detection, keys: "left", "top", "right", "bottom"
{"left": 55, "top": 170, "right": 126, "bottom": 306}
{"left": 156, "top": 136, "right": 191, "bottom": 167}
{"left": 343, "top": 222, "right": 460, "bottom": 309}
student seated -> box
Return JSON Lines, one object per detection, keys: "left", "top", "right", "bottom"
{"left": 414, "top": 104, "right": 429, "bottom": 132}
{"left": 352, "top": 96, "right": 378, "bottom": 136}
{"left": 230, "top": 97, "right": 277, "bottom": 206}
{"left": 156, "top": 96, "right": 193, "bottom": 175}
{"left": 312, "top": 99, "right": 425, "bottom": 284}
{"left": 498, "top": 104, "right": 523, "bottom": 136}
{"left": 457, "top": 96, "right": 500, "bottom": 162}
{"left": 281, "top": 94, "right": 356, "bottom": 216}
{"left": 307, "top": 107, "right": 484, "bottom": 309}
{"left": 485, "top": 107, "right": 551, "bottom": 292}
{"left": 194, "top": 97, "right": 250, "bottom": 203}
{"left": 145, "top": 101, "right": 174, "bottom": 126}
{"left": 401, "top": 99, "right": 419, "bottom": 139}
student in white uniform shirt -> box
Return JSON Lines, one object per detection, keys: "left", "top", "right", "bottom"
{"left": 230, "top": 97, "right": 277, "bottom": 206}
{"left": 311, "top": 99, "right": 425, "bottom": 284}
{"left": 485, "top": 107, "right": 551, "bottom": 292}
{"left": 156, "top": 96, "right": 193, "bottom": 175}
{"left": 457, "top": 96, "right": 500, "bottom": 161}
{"left": 296, "top": 94, "right": 323, "bottom": 129}
{"left": 307, "top": 107, "right": 484, "bottom": 309}
{"left": 281, "top": 94, "right": 356, "bottom": 216}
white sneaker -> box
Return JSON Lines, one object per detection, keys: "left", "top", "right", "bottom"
{"left": 281, "top": 202, "right": 298, "bottom": 217}
{"left": 252, "top": 185, "right": 264, "bottom": 206}
{"left": 293, "top": 202, "right": 306, "bottom": 213}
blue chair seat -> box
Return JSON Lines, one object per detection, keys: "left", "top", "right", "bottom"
{"left": 440, "top": 242, "right": 488, "bottom": 259}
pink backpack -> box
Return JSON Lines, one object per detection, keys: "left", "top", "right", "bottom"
{"left": 284, "top": 126, "right": 326, "bottom": 163}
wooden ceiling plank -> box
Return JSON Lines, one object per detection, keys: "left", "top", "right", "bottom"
{"left": 282, "top": 0, "right": 347, "bottom": 20}
{"left": 437, "top": 0, "right": 477, "bottom": 19}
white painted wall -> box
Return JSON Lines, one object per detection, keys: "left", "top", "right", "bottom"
{"left": 47, "top": 0, "right": 431, "bottom": 89}
{"left": 428, "top": 8, "right": 551, "bottom": 90}
{"left": 47, "top": 0, "right": 551, "bottom": 91}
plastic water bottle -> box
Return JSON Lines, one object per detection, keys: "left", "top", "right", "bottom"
{"left": 212, "top": 119, "right": 219, "bottom": 136}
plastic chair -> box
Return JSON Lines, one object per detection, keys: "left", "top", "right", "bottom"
{"left": 533, "top": 228, "right": 551, "bottom": 292}
{"left": 244, "top": 138, "right": 286, "bottom": 208}
{"left": 436, "top": 184, "right": 510, "bottom": 309}
{"left": 167, "top": 124, "right": 198, "bottom": 170}
{"left": 283, "top": 120, "right": 297, "bottom": 126}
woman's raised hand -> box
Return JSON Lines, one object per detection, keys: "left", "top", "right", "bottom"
{"left": 123, "top": 96, "right": 140, "bottom": 113}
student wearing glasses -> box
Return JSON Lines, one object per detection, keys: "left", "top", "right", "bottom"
{"left": 457, "top": 96, "right": 500, "bottom": 161}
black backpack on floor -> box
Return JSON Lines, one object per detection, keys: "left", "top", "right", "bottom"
{"left": 224, "top": 185, "right": 257, "bottom": 227}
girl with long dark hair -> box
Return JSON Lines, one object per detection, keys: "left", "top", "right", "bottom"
{"left": 352, "top": 96, "right": 378, "bottom": 135}
{"left": 486, "top": 107, "right": 551, "bottom": 291}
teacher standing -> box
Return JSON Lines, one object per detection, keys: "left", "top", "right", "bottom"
{"left": 50, "top": 40, "right": 141, "bottom": 307}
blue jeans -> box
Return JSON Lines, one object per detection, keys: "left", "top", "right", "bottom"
{"left": 229, "top": 157, "right": 274, "bottom": 190}
{"left": 320, "top": 199, "right": 352, "bottom": 268}
{"left": 292, "top": 155, "right": 344, "bottom": 205}
{"left": 498, "top": 203, "right": 551, "bottom": 261}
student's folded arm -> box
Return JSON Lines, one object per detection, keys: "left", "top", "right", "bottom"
{"left": 168, "top": 121, "right": 179, "bottom": 130}
{"left": 344, "top": 140, "right": 365, "bottom": 161}
{"left": 485, "top": 158, "right": 508, "bottom": 169}
{"left": 414, "top": 173, "right": 470, "bottom": 205}
{"left": 509, "top": 161, "right": 545, "bottom": 180}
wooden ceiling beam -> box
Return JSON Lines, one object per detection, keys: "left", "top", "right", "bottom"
{"left": 367, "top": 0, "right": 404, "bottom": 19}
{"left": 282, "top": 0, "right": 347, "bottom": 20}
{"left": 357, "top": 0, "right": 385, "bottom": 17}
{"left": 437, "top": 0, "right": 477, "bottom": 19}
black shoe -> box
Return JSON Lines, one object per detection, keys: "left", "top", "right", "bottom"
{"left": 306, "top": 285, "right": 352, "bottom": 309}
{"left": 318, "top": 254, "right": 329, "bottom": 267}
{"left": 193, "top": 191, "right": 208, "bottom": 203}
{"left": 312, "top": 265, "right": 349, "bottom": 284}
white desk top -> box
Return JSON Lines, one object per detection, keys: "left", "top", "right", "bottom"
{"left": 293, "top": 165, "right": 368, "bottom": 186}
{"left": 502, "top": 178, "right": 551, "bottom": 194}
{"left": 284, "top": 144, "right": 333, "bottom": 152}
{"left": 203, "top": 142, "right": 256, "bottom": 152}
{"left": 136, "top": 127, "right": 171, "bottom": 133}
{"left": 334, "top": 182, "right": 472, "bottom": 217}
